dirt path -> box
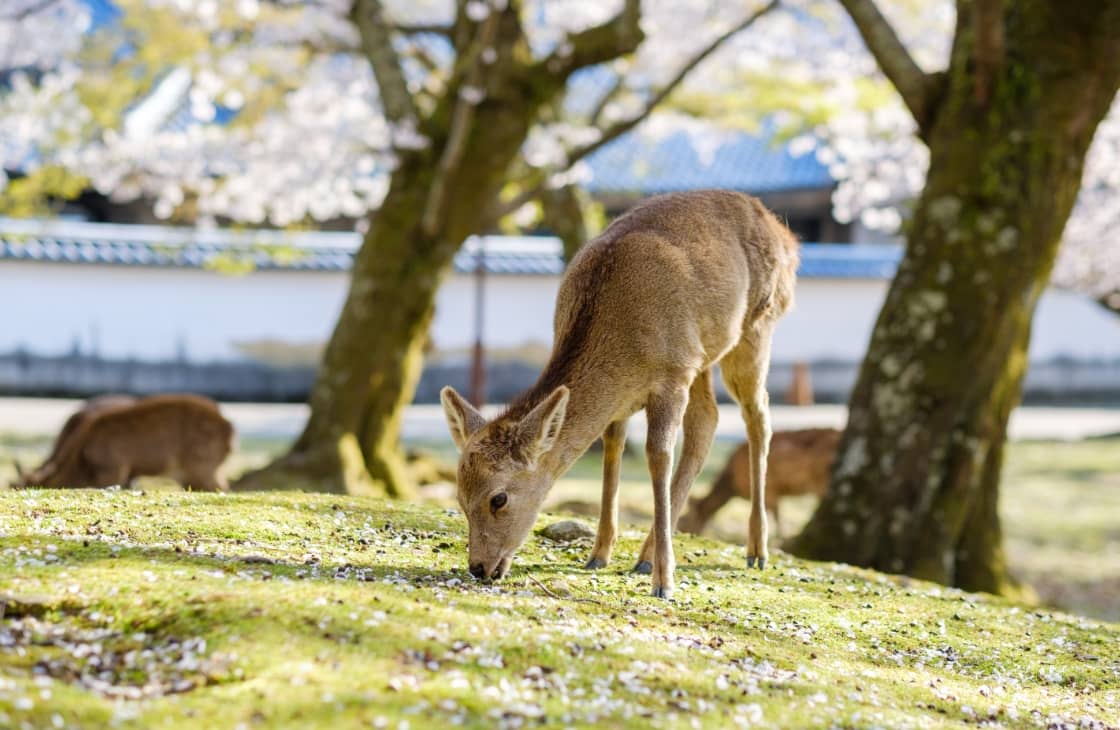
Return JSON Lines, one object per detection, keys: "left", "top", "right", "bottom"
{"left": 1, "top": 397, "right": 1117, "bottom": 442}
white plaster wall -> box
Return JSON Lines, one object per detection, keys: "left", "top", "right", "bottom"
{"left": 433, "top": 274, "right": 561, "bottom": 351}
{"left": 1029, "top": 288, "right": 1120, "bottom": 360}
{"left": 771, "top": 279, "right": 890, "bottom": 361}
{"left": 1, "top": 260, "right": 1115, "bottom": 364}
{"left": 0, "top": 261, "right": 349, "bottom": 360}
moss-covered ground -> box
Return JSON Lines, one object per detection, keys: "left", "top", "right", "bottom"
{"left": 1, "top": 486, "right": 1118, "bottom": 729}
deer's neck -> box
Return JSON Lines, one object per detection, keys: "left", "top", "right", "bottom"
{"left": 506, "top": 356, "right": 625, "bottom": 481}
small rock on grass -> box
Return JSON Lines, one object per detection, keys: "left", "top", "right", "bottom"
{"left": 538, "top": 520, "right": 595, "bottom": 542}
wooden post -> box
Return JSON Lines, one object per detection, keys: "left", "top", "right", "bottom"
{"left": 786, "top": 361, "right": 814, "bottom": 406}
{"left": 469, "top": 238, "right": 487, "bottom": 407}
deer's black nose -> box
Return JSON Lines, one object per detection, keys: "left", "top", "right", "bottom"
{"left": 469, "top": 562, "right": 486, "bottom": 579}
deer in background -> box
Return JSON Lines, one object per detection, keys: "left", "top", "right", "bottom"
{"left": 12, "top": 394, "right": 234, "bottom": 491}
{"left": 441, "top": 190, "right": 799, "bottom": 598}
{"left": 678, "top": 428, "right": 841, "bottom": 540}
{"left": 13, "top": 394, "right": 137, "bottom": 482}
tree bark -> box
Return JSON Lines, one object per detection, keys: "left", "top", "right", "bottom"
{"left": 790, "top": 1, "right": 1120, "bottom": 595}
{"left": 1096, "top": 292, "right": 1120, "bottom": 317}
{"left": 235, "top": 9, "right": 571, "bottom": 496}
{"left": 539, "top": 184, "right": 593, "bottom": 263}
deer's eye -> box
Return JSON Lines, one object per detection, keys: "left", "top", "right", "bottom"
{"left": 489, "top": 493, "right": 508, "bottom": 513}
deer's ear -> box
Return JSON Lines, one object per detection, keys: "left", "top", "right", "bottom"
{"left": 440, "top": 387, "right": 486, "bottom": 452}
{"left": 519, "top": 386, "right": 569, "bottom": 468}
{"left": 13, "top": 459, "right": 24, "bottom": 480}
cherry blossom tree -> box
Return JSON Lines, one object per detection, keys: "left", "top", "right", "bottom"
{"left": 1, "top": 0, "right": 784, "bottom": 496}
{"left": 659, "top": 0, "right": 1119, "bottom": 593}
{"left": 783, "top": 0, "right": 1120, "bottom": 595}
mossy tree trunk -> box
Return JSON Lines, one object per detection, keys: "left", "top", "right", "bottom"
{"left": 235, "top": 1, "right": 643, "bottom": 496}
{"left": 790, "top": 1, "right": 1120, "bottom": 595}
{"left": 539, "top": 184, "right": 595, "bottom": 263}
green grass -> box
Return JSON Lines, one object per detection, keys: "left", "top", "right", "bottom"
{"left": 1, "top": 490, "right": 1119, "bottom": 729}
{"left": 407, "top": 436, "right": 1120, "bottom": 623}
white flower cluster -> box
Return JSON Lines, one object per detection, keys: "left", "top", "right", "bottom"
{"left": 0, "top": 0, "right": 90, "bottom": 70}
{"left": 1, "top": 0, "right": 1116, "bottom": 298}
{"left": 1054, "top": 96, "right": 1120, "bottom": 300}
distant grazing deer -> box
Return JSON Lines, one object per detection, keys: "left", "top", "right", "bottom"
{"left": 14, "top": 394, "right": 137, "bottom": 481}
{"left": 441, "top": 190, "right": 799, "bottom": 598}
{"left": 677, "top": 428, "right": 841, "bottom": 540}
{"left": 12, "top": 394, "right": 234, "bottom": 491}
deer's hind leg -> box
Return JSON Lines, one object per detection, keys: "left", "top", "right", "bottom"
{"left": 635, "top": 369, "right": 719, "bottom": 575}
{"left": 586, "top": 418, "right": 628, "bottom": 569}
{"left": 720, "top": 323, "right": 776, "bottom": 570}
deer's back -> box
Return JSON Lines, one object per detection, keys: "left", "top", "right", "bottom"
{"left": 557, "top": 190, "right": 797, "bottom": 387}
{"left": 79, "top": 395, "right": 233, "bottom": 475}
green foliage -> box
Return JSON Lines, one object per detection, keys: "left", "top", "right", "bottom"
{"left": 673, "top": 73, "right": 897, "bottom": 142}
{"left": 0, "top": 167, "right": 89, "bottom": 217}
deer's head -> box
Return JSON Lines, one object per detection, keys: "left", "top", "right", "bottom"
{"left": 9, "top": 459, "right": 41, "bottom": 489}
{"left": 440, "top": 385, "right": 569, "bottom": 582}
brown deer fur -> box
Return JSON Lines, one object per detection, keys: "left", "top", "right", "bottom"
{"left": 55, "top": 395, "right": 139, "bottom": 455}
{"left": 11, "top": 394, "right": 234, "bottom": 491}
{"left": 677, "top": 428, "right": 841, "bottom": 540}
{"left": 441, "top": 190, "right": 799, "bottom": 598}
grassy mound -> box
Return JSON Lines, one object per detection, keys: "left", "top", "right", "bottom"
{"left": 1, "top": 490, "right": 1117, "bottom": 729}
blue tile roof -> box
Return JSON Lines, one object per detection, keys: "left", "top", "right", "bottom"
{"left": 72, "top": 1, "right": 834, "bottom": 198}
{"left": 797, "top": 244, "right": 900, "bottom": 279}
{"left": 0, "top": 220, "right": 899, "bottom": 279}
{"left": 585, "top": 129, "right": 833, "bottom": 195}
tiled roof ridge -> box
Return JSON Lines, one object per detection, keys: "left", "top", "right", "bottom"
{"left": 0, "top": 219, "right": 900, "bottom": 279}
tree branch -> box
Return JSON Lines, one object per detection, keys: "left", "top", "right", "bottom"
{"left": 349, "top": 0, "right": 418, "bottom": 126}
{"left": 574, "top": 0, "right": 780, "bottom": 162}
{"left": 971, "top": 0, "right": 1004, "bottom": 105}
{"left": 391, "top": 23, "right": 453, "bottom": 37}
{"left": 420, "top": 8, "right": 501, "bottom": 237}
{"left": 837, "top": 0, "right": 936, "bottom": 127}
{"left": 539, "top": 0, "right": 643, "bottom": 79}
{"left": 588, "top": 72, "right": 627, "bottom": 128}
{"left": 1, "top": 0, "right": 60, "bottom": 21}
{"left": 497, "top": 1, "right": 780, "bottom": 219}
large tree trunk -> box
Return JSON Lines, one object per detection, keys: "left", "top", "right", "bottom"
{"left": 235, "top": 159, "right": 450, "bottom": 497}
{"left": 790, "top": 2, "right": 1120, "bottom": 595}
{"left": 235, "top": 22, "right": 560, "bottom": 496}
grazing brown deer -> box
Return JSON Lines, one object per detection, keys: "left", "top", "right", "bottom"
{"left": 11, "top": 394, "right": 234, "bottom": 491}
{"left": 441, "top": 190, "right": 799, "bottom": 598}
{"left": 13, "top": 394, "right": 137, "bottom": 482}
{"left": 677, "top": 428, "right": 841, "bottom": 540}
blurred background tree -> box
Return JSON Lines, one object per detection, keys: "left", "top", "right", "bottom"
{"left": 1, "top": 0, "right": 782, "bottom": 496}
{"left": 781, "top": 0, "right": 1120, "bottom": 595}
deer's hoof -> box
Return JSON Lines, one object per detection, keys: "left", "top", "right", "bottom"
{"left": 632, "top": 560, "right": 652, "bottom": 575}
{"left": 651, "top": 585, "right": 673, "bottom": 599}
{"left": 584, "top": 557, "right": 607, "bottom": 570}
{"left": 747, "top": 556, "right": 767, "bottom": 570}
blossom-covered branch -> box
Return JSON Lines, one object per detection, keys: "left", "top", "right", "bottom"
{"left": 536, "top": 0, "right": 643, "bottom": 79}
{"left": 837, "top": 0, "right": 941, "bottom": 132}
{"left": 350, "top": 0, "right": 419, "bottom": 127}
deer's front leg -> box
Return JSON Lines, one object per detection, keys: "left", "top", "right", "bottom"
{"left": 587, "top": 419, "right": 627, "bottom": 569}
{"left": 644, "top": 384, "right": 689, "bottom": 598}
